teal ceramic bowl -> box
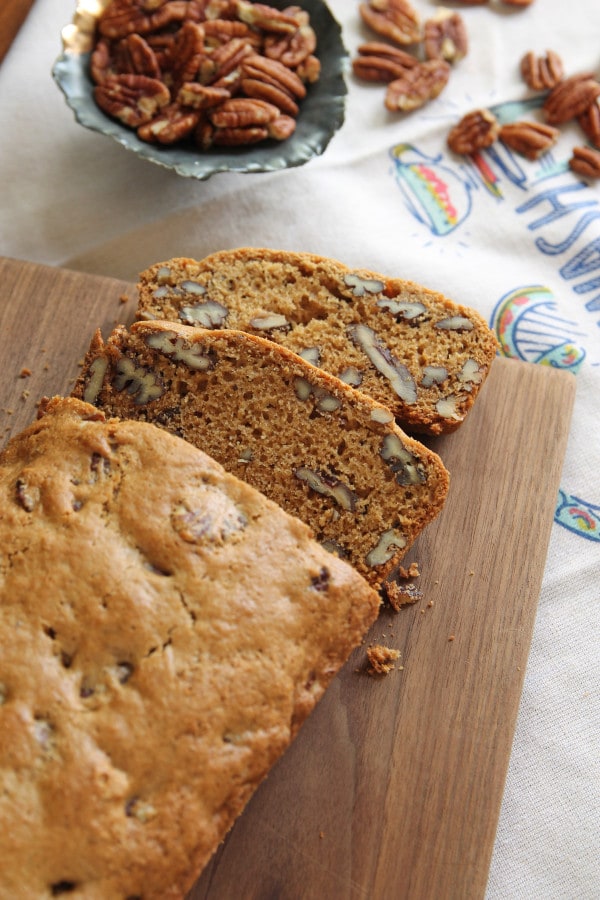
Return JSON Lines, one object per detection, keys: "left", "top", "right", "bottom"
{"left": 52, "top": 0, "right": 348, "bottom": 180}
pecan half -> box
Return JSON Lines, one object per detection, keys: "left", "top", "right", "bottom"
{"left": 177, "top": 82, "right": 231, "bottom": 109}
{"left": 235, "top": 0, "right": 300, "bottom": 34}
{"left": 203, "top": 19, "right": 258, "bottom": 47}
{"left": 543, "top": 73, "right": 600, "bottom": 125}
{"left": 353, "top": 42, "right": 417, "bottom": 83}
{"left": 447, "top": 108, "right": 499, "bottom": 155}
{"left": 137, "top": 103, "right": 201, "bottom": 143}
{"left": 264, "top": 18, "right": 316, "bottom": 67}
{"left": 424, "top": 9, "right": 468, "bottom": 64}
{"left": 359, "top": 0, "right": 422, "bottom": 46}
{"left": 357, "top": 41, "right": 418, "bottom": 68}
{"left": 569, "top": 146, "right": 600, "bottom": 179}
{"left": 384, "top": 60, "right": 450, "bottom": 112}
{"left": 241, "top": 53, "right": 306, "bottom": 99}
{"left": 90, "top": 39, "right": 116, "bottom": 85}
{"left": 499, "top": 120, "right": 560, "bottom": 160}
{"left": 94, "top": 74, "right": 171, "bottom": 127}
{"left": 98, "top": 0, "right": 188, "bottom": 40}
{"left": 114, "top": 33, "right": 162, "bottom": 80}
{"left": 267, "top": 114, "right": 296, "bottom": 140}
{"left": 520, "top": 49, "right": 563, "bottom": 91}
{"left": 201, "top": 36, "right": 253, "bottom": 87}
{"left": 296, "top": 54, "right": 320, "bottom": 83}
{"left": 353, "top": 56, "right": 414, "bottom": 84}
{"left": 211, "top": 125, "right": 270, "bottom": 145}
{"left": 209, "top": 97, "right": 280, "bottom": 127}
{"left": 161, "top": 21, "right": 206, "bottom": 93}
{"left": 578, "top": 97, "right": 600, "bottom": 148}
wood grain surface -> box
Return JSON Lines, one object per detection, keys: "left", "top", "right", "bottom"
{"left": 0, "top": 0, "right": 36, "bottom": 65}
{"left": 0, "top": 256, "right": 577, "bottom": 900}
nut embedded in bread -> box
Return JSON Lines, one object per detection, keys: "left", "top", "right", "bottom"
{"left": 72, "top": 322, "right": 449, "bottom": 588}
{"left": 0, "top": 396, "right": 380, "bottom": 899}
{"left": 136, "top": 248, "right": 498, "bottom": 435}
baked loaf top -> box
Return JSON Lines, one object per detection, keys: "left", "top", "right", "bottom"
{"left": 73, "top": 322, "right": 449, "bottom": 588}
{"left": 136, "top": 248, "right": 498, "bottom": 435}
{"left": 0, "top": 397, "right": 380, "bottom": 900}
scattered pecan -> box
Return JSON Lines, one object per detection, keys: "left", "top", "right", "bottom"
{"left": 569, "top": 145, "right": 600, "bottom": 180}
{"left": 353, "top": 42, "right": 417, "bottom": 83}
{"left": 359, "top": 0, "right": 422, "bottom": 47}
{"left": 500, "top": 0, "right": 535, "bottom": 5}
{"left": 94, "top": 74, "right": 171, "bottom": 127}
{"left": 357, "top": 41, "right": 418, "bottom": 67}
{"left": 520, "top": 49, "right": 563, "bottom": 91}
{"left": 578, "top": 97, "right": 600, "bottom": 148}
{"left": 424, "top": 9, "right": 468, "bottom": 64}
{"left": 543, "top": 73, "right": 600, "bottom": 125}
{"left": 447, "top": 108, "right": 499, "bottom": 155}
{"left": 499, "top": 120, "right": 560, "bottom": 160}
{"left": 385, "top": 60, "right": 450, "bottom": 112}
{"left": 353, "top": 56, "right": 412, "bottom": 84}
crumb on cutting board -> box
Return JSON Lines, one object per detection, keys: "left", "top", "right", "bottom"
{"left": 367, "top": 644, "right": 401, "bottom": 676}
{"left": 383, "top": 579, "right": 423, "bottom": 610}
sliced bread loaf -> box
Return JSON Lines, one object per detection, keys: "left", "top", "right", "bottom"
{"left": 72, "top": 321, "right": 449, "bottom": 588}
{"left": 136, "top": 248, "right": 498, "bottom": 435}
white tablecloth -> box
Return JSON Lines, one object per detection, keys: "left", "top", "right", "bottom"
{"left": 1, "top": 1, "right": 598, "bottom": 897}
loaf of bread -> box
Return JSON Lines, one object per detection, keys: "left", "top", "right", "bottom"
{"left": 0, "top": 396, "right": 380, "bottom": 899}
{"left": 136, "top": 248, "right": 498, "bottom": 435}
{"left": 72, "top": 322, "right": 449, "bottom": 587}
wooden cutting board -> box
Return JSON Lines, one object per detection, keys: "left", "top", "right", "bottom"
{"left": 0, "top": 0, "right": 36, "bottom": 65}
{"left": 0, "top": 256, "right": 576, "bottom": 899}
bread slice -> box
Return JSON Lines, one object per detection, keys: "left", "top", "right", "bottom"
{"left": 136, "top": 248, "right": 498, "bottom": 435}
{"left": 0, "top": 396, "right": 380, "bottom": 899}
{"left": 72, "top": 321, "right": 449, "bottom": 588}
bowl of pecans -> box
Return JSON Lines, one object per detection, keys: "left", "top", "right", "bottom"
{"left": 52, "top": 0, "right": 348, "bottom": 180}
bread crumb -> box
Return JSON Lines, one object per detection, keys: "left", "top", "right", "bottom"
{"left": 383, "top": 579, "right": 423, "bottom": 610}
{"left": 448, "top": 635, "right": 455, "bottom": 642}
{"left": 319, "top": 830, "right": 325, "bottom": 839}
{"left": 19, "top": 367, "right": 32, "bottom": 378}
{"left": 119, "top": 293, "right": 129, "bottom": 304}
{"left": 398, "top": 561, "right": 420, "bottom": 578}
{"left": 367, "top": 644, "right": 400, "bottom": 675}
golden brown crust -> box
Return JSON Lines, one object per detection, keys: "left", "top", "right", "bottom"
{"left": 0, "top": 397, "right": 380, "bottom": 898}
{"left": 72, "top": 322, "right": 449, "bottom": 587}
{"left": 135, "top": 248, "right": 498, "bottom": 435}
